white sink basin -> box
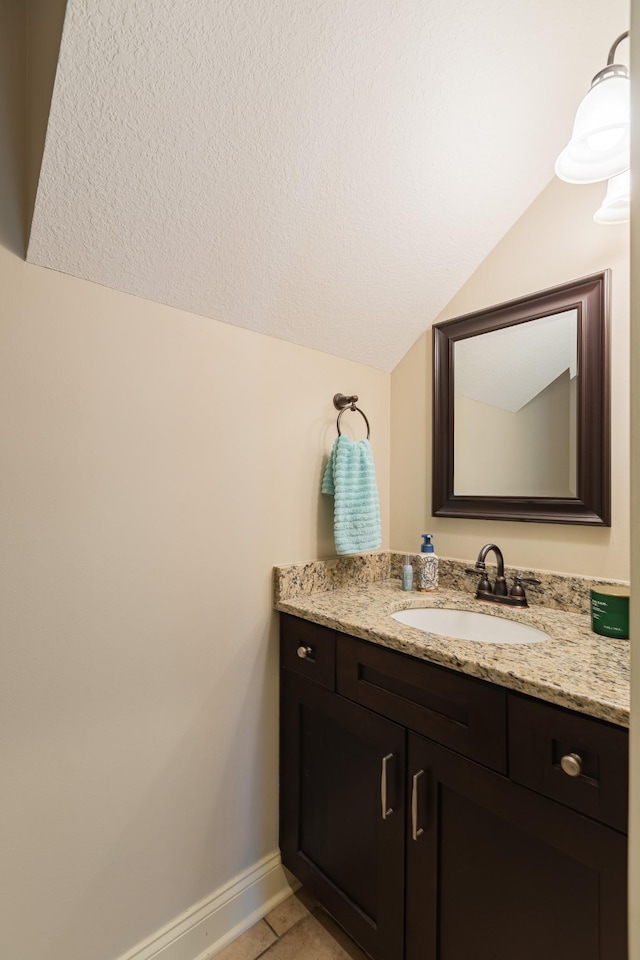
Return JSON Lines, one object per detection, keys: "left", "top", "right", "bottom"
{"left": 391, "top": 607, "right": 549, "bottom": 645}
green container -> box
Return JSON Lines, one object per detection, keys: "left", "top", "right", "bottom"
{"left": 590, "top": 586, "right": 630, "bottom": 640}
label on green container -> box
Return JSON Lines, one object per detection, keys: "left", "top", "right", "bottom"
{"left": 590, "top": 586, "right": 630, "bottom": 640}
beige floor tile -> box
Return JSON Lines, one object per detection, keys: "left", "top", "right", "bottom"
{"left": 260, "top": 911, "right": 369, "bottom": 960}
{"left": 265, "top": 889, "right": 318, "bottom": 937}
{"left": 214, "top": 919, "right": 277, "bottom": 960}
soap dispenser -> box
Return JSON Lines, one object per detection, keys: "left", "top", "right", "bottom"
{"left": 416, "top": 534, "right": 438, "bottom": 592}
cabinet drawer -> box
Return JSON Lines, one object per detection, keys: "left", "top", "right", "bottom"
{"left": 280, "top": 614, "right": 336, "bottom": 690}
{"left": 508, "top": 694, "right": 628, "bottom": 832}
{"left": 337, "top": 634, "right": 506, "bottom": 772}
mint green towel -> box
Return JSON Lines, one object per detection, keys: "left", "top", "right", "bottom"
{"left": 322, "top": 435, "right": 382, "bottom": 555}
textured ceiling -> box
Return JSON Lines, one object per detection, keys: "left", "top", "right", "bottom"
{"left": 27, "top": 0, "right": 628, "bottom": 371}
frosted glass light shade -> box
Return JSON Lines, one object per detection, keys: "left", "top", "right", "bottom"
{"left": 555, "top": 74, "right": 630, "bottom": 183}
{"left": 594, "top": 169, "right": 630, "bottom": 224}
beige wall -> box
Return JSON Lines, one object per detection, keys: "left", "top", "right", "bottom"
{"left": 391, "top": 176, "right": 630, "bottom": 579}
{"left": 25, "top": 0, "right": 67, "bottom": 232}
{"left": 0, "top": 213, "right": 390, "bottom": 960}
{"left": 628, "top": 1, "right": 638, "bottom": 956}
{"left": 1, "top": 9, "right": 390, "bottom": 959}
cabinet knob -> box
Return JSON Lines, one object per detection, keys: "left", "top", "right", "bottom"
{"left": 560, "top": 753, "right": 583, "bottom": 777}
{"left": 296, "top": 645, "right": 313, "bottom": 660}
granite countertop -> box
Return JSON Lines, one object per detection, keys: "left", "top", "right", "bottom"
{"left": 275, "top": 574, "right": 630, "bottom": 727}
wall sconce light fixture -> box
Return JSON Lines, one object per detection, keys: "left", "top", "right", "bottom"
{"left": 555, "top": 31, "right": 629, "bottom": 185}
{"left": 593, "top": 169, "right": 630, "bottom": 224}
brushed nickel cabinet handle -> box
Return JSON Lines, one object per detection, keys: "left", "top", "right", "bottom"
{"left": 411, "top": 770, "right": 425, "bottom": 840}
{"left": 560, "top": 753, "right": 583, "bottom": 777}
{"left": 381, "top": 753, "right": 393, "bottom": 820}
{"left": 296, "top": 645, "right": 313, "bottom": 659}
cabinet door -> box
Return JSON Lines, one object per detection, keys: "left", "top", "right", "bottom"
{"left": 406, "top": 733, "right": 627, "bottom": 960}
{"left": 280, "top": 671, "right": 405, "bottom": 960}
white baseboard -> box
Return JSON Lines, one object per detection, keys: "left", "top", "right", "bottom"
{"left": 117, "top": 851, "right": 299, "bottom": 960}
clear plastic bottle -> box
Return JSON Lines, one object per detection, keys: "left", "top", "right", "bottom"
{"left": 416, "top": 534, "right": 438, "bottom": 591}
{"left": 402, "top": 555, "right": 414, "bottom": 591}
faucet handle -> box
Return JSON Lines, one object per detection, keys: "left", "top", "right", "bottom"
{"left": 464, "top": 568, "right": 492, "bottom": 594}
{"left": 510, "top": 574, "right": 541, "bottom": 599}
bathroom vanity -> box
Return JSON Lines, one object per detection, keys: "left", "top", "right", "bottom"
{"left": 276, "top": 564, "right": 629, "bottom": 960}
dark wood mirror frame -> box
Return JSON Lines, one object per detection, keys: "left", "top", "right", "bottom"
{"left": 432, "top": 271, "right": 610, "bottom": 526}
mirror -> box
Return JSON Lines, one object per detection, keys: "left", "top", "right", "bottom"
{"left": 432, "top": 271, "right": 610, "bottom": 525}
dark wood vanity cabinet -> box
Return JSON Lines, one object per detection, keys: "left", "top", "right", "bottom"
{"left": 280, "top": 671, "right": 406, "bottom": 959}
{"left": 406, "top": 733, "right": 626, "bottom": 960}
{"left": 279, "top": 614, "right": 628, "bottom": 960}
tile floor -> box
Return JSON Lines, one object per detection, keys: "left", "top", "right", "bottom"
{"left": 213, "top": 889, "right": 369, "bottom": 960}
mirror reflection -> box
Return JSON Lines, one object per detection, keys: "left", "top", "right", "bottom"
{"left": 454, "top": 310, "right": 578, "bottom": 498}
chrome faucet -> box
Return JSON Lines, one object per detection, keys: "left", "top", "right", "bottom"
{"left": 466, "top": 543, "right": 540, "bottom": 608}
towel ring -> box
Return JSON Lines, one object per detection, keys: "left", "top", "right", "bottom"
{"left": 333, "top": 393, "right": 371, "bottom": 440}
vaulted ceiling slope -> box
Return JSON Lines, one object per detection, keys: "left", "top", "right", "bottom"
{"left": 27, "top": 0, "right": 628, "bottom": 372}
